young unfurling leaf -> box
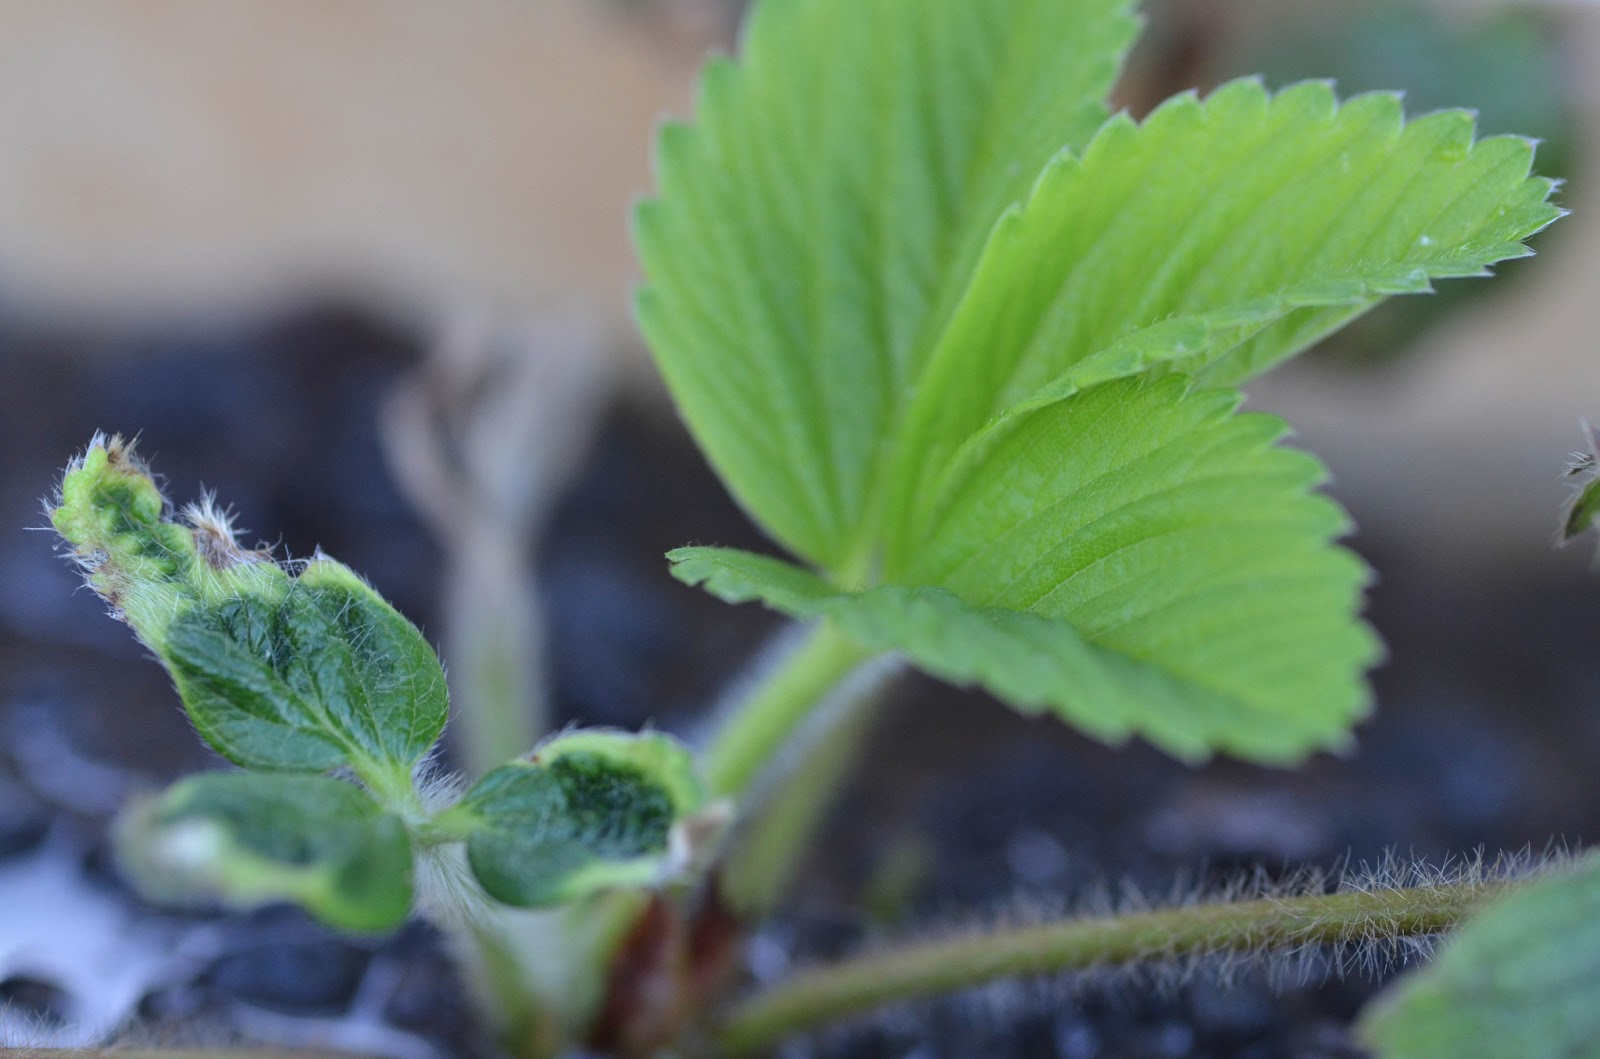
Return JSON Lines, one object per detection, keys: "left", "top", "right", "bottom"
{"left": 445, "top": 730, "right": 713, "bottom": 908}
{"left": 51, "top": 435, "right": 447, "bottom": 782}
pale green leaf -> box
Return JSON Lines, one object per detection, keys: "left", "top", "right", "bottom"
{"left": 673, "top": 386, "right": 1376, "bottom": 763}
{"left": 1361, "top": 856, "right": 1600, "bottom": 1059}
{"left": 452, "top": 731, "right": 709, "bottom": 908}
{"left": 118, "top": 772, "right": 413, "bottom": 933}
{"left": 889, "top": 79, "right": 1562, "bottom": 521}
{"left": 636, "top": 0, "right": 1137, "bottom": 570}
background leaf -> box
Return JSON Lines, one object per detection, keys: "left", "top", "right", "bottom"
{"left": 674, "top": 375, "right": 1377, "bottom": 762}
{"left": 636, "top": 0, "right": 1137, "bottom": 571}
{"left": 118, "top": 772, "right": 414, "bottom": 933}
{"left": 454, "top": 731, "right": 708, "bottom": 908}
{"left": 889, "top": 79, "right": 1562, "bottom": 524}
{"left": 1360, "top": 856, "right": 1600, "bottom": 1059}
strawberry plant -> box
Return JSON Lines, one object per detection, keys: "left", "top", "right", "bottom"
{"left": 48, "top": 0, "right": 1566, "bottom": 1055}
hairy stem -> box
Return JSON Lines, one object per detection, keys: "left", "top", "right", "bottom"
{"left": 715, "top": 878, "right": 1511, "bottom": 1055}
{"left": 703, "top": 622, "right": 873, "bottom": 797}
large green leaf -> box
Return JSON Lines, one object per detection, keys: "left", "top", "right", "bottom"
{"left": 674, "top": 376, "right": 1377, "bottom": 762}
{"left": 450, "top": 731, "right": 710, "bottom": 908}
{"left": 635, "top": 0, "right": 1137, "bottom": 571}
{"left": 888, "top": 79, "right": 1562, "bottom": 525}
{"left": 118, "top": 772, "right": 414, "bottom": 933}
{"left": 1360, "top": 856, "right": 1600, "bottom": 1059}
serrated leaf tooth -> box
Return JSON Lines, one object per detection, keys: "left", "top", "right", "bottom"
{"left": 630, "top": 196, "right": 668, "bottom": 250}
{"left": 1340, "top": 90, "right": 1406, "bottom": 131}
{"left": 1143, "top": 88, "right": 1203, "bottom": 133}
{"left": 1374, "top": 267, "right": 1434, "bottom": 295}
{"left": 1080, "top": 110, "right": 1139, "bottom": 167}
{"left": 1202, "top": 75, "right": 1272, "bottom": 118}
{"left": 1265, "top": 79, "right": 1337, "bottom": 122}
{"left": 1410, "top": 108, "right": 1478, "bottom": 159}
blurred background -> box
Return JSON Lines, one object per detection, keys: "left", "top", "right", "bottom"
{"left": 0, "top": 1, "right": 1596, "bottom": 1056}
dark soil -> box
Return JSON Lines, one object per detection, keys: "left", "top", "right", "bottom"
{"left": 4, "top": 308, "right": 1599, "bottom": 1057}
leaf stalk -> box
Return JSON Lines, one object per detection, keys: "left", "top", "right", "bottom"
{"left": 703, "top": 622, "right": 873, "bottom": 797}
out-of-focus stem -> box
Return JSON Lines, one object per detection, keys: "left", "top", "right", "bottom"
{"left": 702, "top": 622, "right": 874, "bottom": 798}
{"left": 720, "top": 662, "right": 892, "bottom": 914}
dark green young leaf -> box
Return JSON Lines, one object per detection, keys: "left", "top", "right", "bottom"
{"left": 673, "top": 375, "right": 1378, "bottom": 762}
{"left": 450, "top": 731, "right": 709, "bottom": 908}
{"left": 118, "top": 772, "right": 414, "bottom": 933}
{"left": 636, "top": 0, "right": 1137, "bottom": 571}
{"left": 51, "top": 436, "right": 448, "bottom": 777}
{"left": 888, "top": 80, "right": 1563, "bottom": 521}
{"left": 166, "top": 559, "right": 448, "bottom": 773}
{"left": 1360, "top": 856, "right": 1600, "bottom": 1059}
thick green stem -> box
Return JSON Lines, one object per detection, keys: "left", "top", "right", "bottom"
{"left": 716, "top": 879, "right": 1510, "bottom": 1056}
{"left": 704, "top": 622, "right": 873, "bottom": 797}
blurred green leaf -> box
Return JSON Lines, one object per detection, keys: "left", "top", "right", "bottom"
{"left": 120, "top": 772, "right": 414, "bottom": 933}
{"left": 1361, "top": 856, "right": 1600, "bottom": 1059}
